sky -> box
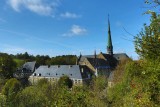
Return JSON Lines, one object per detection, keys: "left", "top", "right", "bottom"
{"left": 0, "top": 0, "right": 152, "bottom": 59}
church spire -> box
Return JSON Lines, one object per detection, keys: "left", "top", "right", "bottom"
{"left": 107, "top": 15, "right": 113, "bottom": 55}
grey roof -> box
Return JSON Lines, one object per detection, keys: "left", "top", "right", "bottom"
{"left": 83, "top": 55, "right": 95, "bottom": 58}
{"left": 22, "top": 61, "right": 36, "bottom": 73}
{"left": 32, "top": 65, "right": 90, "bottom": 79}
{"left": 86, "top": 58, "right": 110, "bottom": 68}
{"left": 113, "top": 53, "right": 129, "bottom": 60}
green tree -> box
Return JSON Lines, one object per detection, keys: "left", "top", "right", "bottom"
{"left": 134, "top": 12, "right": 160, "bottom": 61}
{"left": 16, "top": 86, "right": 48, "bottom": 107}
{"left": 2, "top": 78, "right": 21, "bottom": 105}
{"left": 0, "top": 94, "right": 6, "bottom": 107}
{"left": 58, "top": 75, "right": 73, "bottom": 88}
{"left": 0, "top": 53, "right": 17, "bottom": 78}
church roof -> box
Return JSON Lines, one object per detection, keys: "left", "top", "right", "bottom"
{"left": 32, "top": 65, "right": 90, "bottom": 79}
{"left": 113, "top": 53, "right": 129, "bottom": 60}
{"left": 86, "top": 58, "right": 109, "bottom": 68}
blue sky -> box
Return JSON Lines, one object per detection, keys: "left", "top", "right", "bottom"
{"left": 0, "top": 0, "right": 152, "bottom": 59}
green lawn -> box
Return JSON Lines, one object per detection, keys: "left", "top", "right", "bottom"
{"left": 14, "top": 59, "right": 25, "bottom": 67}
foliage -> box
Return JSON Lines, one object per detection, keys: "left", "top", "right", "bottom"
{"left": 0, "top": 53, "right": 17, "bottom": 78}
{"left": 13, "top": 58, "right": 25, "bottom": 67}
{"left": 134, "top": 12, "right": 160, "bottom": 61}
{"left": 90, "top": 76, "right": 108, "bottom": 91}
{"left": 48, "top": 55, "right": 77, "bottom": 65}
{"left": 36, "top": 78, "right": 49, "bottom": 87}
{"left": 16, "top": 86, "right": 48, "bottom": 107}
{"left": 0, "top": 94, "right": 6, "bottom": 107}
{"left": 1, "top": 78, "right": 21, "bottom": 106}
{"left": 0, "top": 77, "right": 6, "bottom": 92}
{"left": 112, "top": 59, "right": 131, "bottom": 84}
{"left": 58, "top": 75, "right": 73, "bottom": 88}
{"left": 11, "top": 52, "right": 77, "bottom": 66}
{"left": 108, "top": 60, "right": 160, "bottom": 106}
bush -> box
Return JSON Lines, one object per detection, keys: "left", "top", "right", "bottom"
{"left": 16, "top": 86, "right": 48, "bottom": 107}
{"left": 0, "top": 94, "right": 6, "bottom": 107}
{"left": 58, "top": 75, "right": 73, "bottom": 88}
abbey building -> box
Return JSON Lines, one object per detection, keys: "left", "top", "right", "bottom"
{"left": 14, "top": 17, "right": 129, "bottom": 85}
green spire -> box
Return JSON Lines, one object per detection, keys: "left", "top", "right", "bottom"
{"left": 107, "top": 15, "right": 113, "bottom": 55}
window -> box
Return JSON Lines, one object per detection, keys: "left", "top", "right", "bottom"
{"left": 38, "top": 73, "right": 41, "bottom": 76}
{"left": 75, "top": 80, "right": 77, "bottom": 84}
{"left": 33, "top": 73, "right": 36, "bottom": 76}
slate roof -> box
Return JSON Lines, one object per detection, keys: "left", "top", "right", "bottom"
{"left": 14, "top": 61, "right": 36, "bottom": 79}
{"left": 22, "top": 61, "right": 36, "bottom": 73}
{"left": 86, "top": 58, "right": 110, "bottom": 69}
{"left": 113, "top": 53, "right": 129, "bottom": 60}
{"left": 32, "top": 65, "right": 90, "bottom": 79}
{"left": 16, "top": 61, "right": 36, "bottom": 73}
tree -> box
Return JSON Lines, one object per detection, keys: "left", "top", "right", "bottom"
{"left": 2, "top": 78, "right": 21, "bottom": 105}
{"left": 112, "top": 59, "right": 131, "bottom": 84}
{"left": 58, "top": 75, "right": 73, "bottom": 88}
{"left": 134, "top": 12, "right": 160, "bottom": 61}
{"left": 15, "top": 86, "right": 48, "bottom": 107}
{"left": 0, "top": 94, "right": 6, "bottom": 107}
{"left": 0, "top": 53, "right": 17, "bottom": 78}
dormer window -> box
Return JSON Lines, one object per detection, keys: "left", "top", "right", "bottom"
{"left": 33, "top": 73, "right": 36, "bottom": 76}
{"left": 38, "top": 73, "right": 41, "bottom": 76}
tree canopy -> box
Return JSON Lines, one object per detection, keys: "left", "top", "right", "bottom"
{"left": 0, "top": 53, "right": 17, "bottom": 78}
{"left": 134, "top": 12, "right": 160, "bottom": 61}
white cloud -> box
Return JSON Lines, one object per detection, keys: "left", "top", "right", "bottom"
{"left": 7, "top": 0, "right": 59, "bottom": 16}
{"left": 60, "top": 12, "right": 81, "bottom": 18}
{"left": 7, "top": 0, "right": 22, "bottom": 12}
{"left": 63, "top": 25, "right": 87, "bottom": 37}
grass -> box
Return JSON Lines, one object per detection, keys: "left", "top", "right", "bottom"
{"left": 14, "top": 59, "right": 25, "bottom": 67}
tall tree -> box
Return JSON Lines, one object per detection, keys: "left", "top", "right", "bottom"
{"left": 134, "top": 12, "right": 160, "bottom": 60}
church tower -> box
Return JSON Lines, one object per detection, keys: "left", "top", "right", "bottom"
{"left": 107, "top": 15, "right": 113, "bottom": 55}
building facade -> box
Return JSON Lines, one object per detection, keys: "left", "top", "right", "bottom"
{"left": 29, "top": 65, "right": 91, "bottom": 85}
